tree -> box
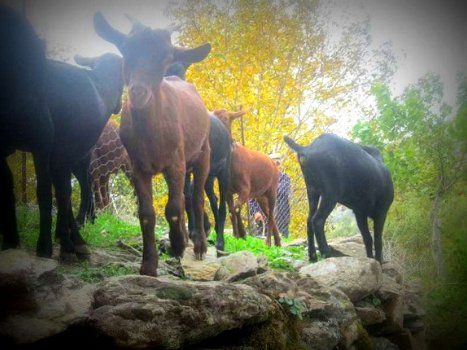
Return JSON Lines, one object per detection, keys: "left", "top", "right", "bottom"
{"left": 167, "top": 0, "right": 395, "bottom": 236}
{"left": 353, "top": 74, "right": 467, "bottom": 278}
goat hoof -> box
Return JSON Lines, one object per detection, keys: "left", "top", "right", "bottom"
{"left": 140, "top": 266, "right": 157, "bottom": 277}
{"left": 216, "top": 249, "right": 229, "bottom": 257}
{"left": 75, "top": 244, "right": 91, "bottom": 256}
{"left": 75, "top": 246, "right": 91, "bottom": 261}
{"left": 59, "top": 252, "right": 78, "bottom": 264}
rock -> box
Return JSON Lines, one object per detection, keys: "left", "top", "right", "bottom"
{"left": 242, "top": 271, "right": 359, "bottom": 350}
{"left": 0, "top": 250, "right": 95, "bottom": 345}
{"left": 181, "top": 246, "right": 221, "bottom": 281}
{"left": 256, "top": 255, "right": 268, "bottom": 273}
{"left": 387, "top": 328, "right": 425, "bottom": 350}
{"left": 215, "top": 251, "right": 259, "bottom": 282}
{"left": 0, "top": 249, "right": 57, "bottom": 282}
{"left": 355, "top": 305, "right": 387, "bottom": 326}
{"left": 299, "top": 257, "right": 383, "bottom": 303}
{"left": 329, "top": 241, "right": 368, "bottom": 259}
{"left": 89, "top": 275, "right": 275, "bottom": 349}
{"left": 372, "top": 336, "right": 399, "bottom": 350}
{"left": 283, "top": 238, "right": 307, "bottom": 247}
{"left": 374, "top": 275, "right": 404, "bottom": 335}
{"left": 382, "top": 261, "right": 403, "bottom": 284}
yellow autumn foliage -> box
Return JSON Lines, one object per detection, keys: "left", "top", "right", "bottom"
{"left": 162, "top": 0, "right": 381, "bottom": 238}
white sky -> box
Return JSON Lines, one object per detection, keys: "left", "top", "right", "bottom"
{"left": 6, "top": 0, "right": 466, "bottom": 110}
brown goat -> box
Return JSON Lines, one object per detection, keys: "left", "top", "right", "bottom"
{"left": 94, "top": 13, "right": 211, "bottom": 276}
{"left": 90, "top": 119, "right": 132, "bottom": 210}
{"left": 213, "top": 110, "right": 281, "bottom": 247}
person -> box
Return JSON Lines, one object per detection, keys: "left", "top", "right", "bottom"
{"left": 248, "top": 153, "right": 291, "bottom": 238}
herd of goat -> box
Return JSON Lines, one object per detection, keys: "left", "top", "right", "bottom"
{"left": 0, "top": 6, "right": 394, "bottom": 276}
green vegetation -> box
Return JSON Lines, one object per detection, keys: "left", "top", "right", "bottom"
{"left": 277, "top": 295, "right": 307, "bottom": 320}
{"left": 353, "top": 73, "right": 467, "bottom": 347}
{"left": 210, "top": 231, "right": 306, "bottom": 270}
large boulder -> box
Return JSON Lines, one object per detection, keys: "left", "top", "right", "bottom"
{"left": 299, "top": 257, "right": 383, "bottom": 303}
{"left": 89, "top": 275, "right": 276, "bottom": 349}
{"left": 0, "top": 249, "right": 95, "bottom": 345}
{"left": 242, "top": 271, "right": 360, "bottom": 350}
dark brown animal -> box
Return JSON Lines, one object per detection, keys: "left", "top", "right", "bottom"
{"left": 94, "top": 12, "right": 212, "bottom": 276}
{"left": 214, "top": 110, "right": 281, "bottom": 247}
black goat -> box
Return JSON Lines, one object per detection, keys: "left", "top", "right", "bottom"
{"left": 45, "top": 53, "right": 124, "bottom": 260}
{"left": 284, "top": 133, "right": 394, "bottom": 263}
{"left": 0, "top": 5, "right": 54, "bottom": 256}
{"left": 165, "top": 63, "right": 232, "bottom": 252}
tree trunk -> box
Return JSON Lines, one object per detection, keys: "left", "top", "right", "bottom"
{"left": 430, "top": 186, "right": 447, "bottom": 280}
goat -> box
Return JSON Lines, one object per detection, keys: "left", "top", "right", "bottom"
{"left": 165, "top": 62, "right": 232, "bottom": 252}
{"left": 284, "top": 133, "right": 394, "bottom": 263}
{"left": 214, "top": 110, "right": 281, "bottom": 247}
{"left": 94, "top": 12, "right": 212, "bottom": 276}
{"left": 46, "top": 53, "right": 124, "bottom": 260}
{"left": 0, "top": 5, "right": 53, "bottom": 256}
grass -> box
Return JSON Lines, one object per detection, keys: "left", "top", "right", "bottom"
{"left": 210, "top": 231, "right": 306, "bottom": 270}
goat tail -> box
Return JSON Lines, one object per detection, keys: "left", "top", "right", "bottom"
{"left": 283, "top": 135, "right": 305, "bottom": 154}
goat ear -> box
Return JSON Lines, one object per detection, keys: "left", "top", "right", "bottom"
{"left": 94, "top": 12, "right": 126, "bottom": 49}
{"left": 229, "top": 109, "right": 248, "bottom": 120}
{"left": 74, "top": 55, "right": 97, "bottom": 68}
{"left": 173, "top": 43, "right": 211, "bottom": 64}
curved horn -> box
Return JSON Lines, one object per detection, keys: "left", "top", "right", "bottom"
{"left": 94, "top": 11, "right": 126, "bottom": 49}
{"left": 74, "top": 54, "right": 98, "bottom": 68}
{"left": 228, "top": 109, "right": 248, "bottom": 120}
{"left": 173, "top": 43, "right": 211, "bottom": 64}
{"left": 124, "top": 13, "right": 146, "bottom": 32}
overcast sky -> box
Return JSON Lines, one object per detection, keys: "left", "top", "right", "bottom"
{"left": 5, "top": 0, "right": 466, "bottom": 108}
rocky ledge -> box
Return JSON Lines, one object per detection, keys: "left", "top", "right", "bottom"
{"left": 0, "top": 236, "right": 425, "bottom": 349}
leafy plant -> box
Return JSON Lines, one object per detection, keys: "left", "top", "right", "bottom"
{"left": 277, "top": 295, "right": 307, "bottom": 319}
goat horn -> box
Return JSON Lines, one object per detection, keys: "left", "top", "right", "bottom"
{"left": 124, "top": 13, "right": 146, "bottom": 32}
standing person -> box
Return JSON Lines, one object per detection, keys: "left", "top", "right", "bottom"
{"left": 248, "top": 153, "right": 291, "bottom": 238}
{"left": 271, "top": 153, "right": 291, "bottom": 238}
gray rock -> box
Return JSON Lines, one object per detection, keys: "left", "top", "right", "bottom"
{"left": 181, "top": 246, "right": 221, "bottom": 281}
{"left": 0, "top": 249, "right": 94, "bottom": 345}
{"left": 215, "top": 251, "right": 259, "bottom": 282}
{"left": 242, "top": 271, "right": 359, "bottom": 350}
{"left": 375, "top": 275, "right": 404, "bottom": 335}
{"left": 355, "top": 305, "right": 387, "bottom": 326}
{"left": 372, "top": 336, "right": 399, "bottom": 350}
{"left": 299, "top": 257, "right": 383, "bottom": 303}
{"left": 90, "top": 275, "right": 275, "bottom": 349}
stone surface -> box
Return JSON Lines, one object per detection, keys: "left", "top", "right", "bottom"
{"left": 299, "top": 257, "right": 383, "bottom": 303}
{"left": 375, "top": 275, "right": 404, "bottom": 335}
{"left": 242, "top": 271, "right": 359, "bottom": 350}
{"left": 214, "top": 251, "right": 259, "bottom": 282}
{"left": 90, "top": 275, "right": 275, "bottom": 349}
{"left": 355, "top": 305, "right": 387, "bottom": 326}
{"left": 0, "top": 249, "right": 95, "bottom": 344}
{"left": 181, "top": 246, "right": 221, "bottom": 281}
{"left": 0, "top": 249, "right": 58, "bottom": 281}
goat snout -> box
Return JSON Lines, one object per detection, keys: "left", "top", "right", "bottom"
{"left": 129, "top": 84, "right": 152, "bottom": 109}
